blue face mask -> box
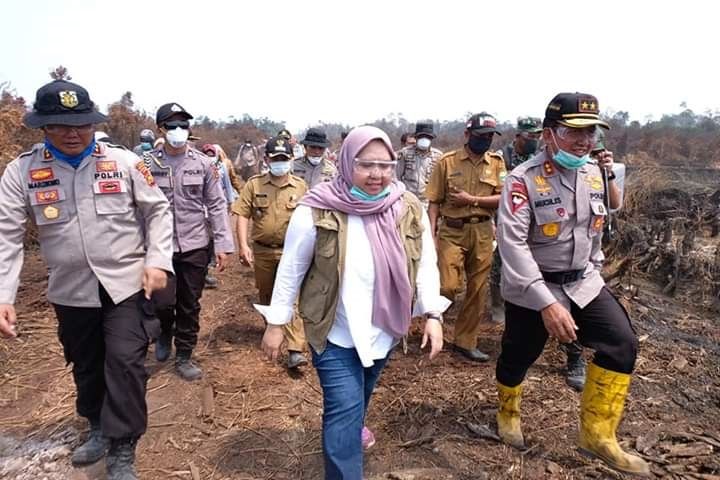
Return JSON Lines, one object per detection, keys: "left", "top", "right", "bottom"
{"left": 350, "top": 185, "right": 391, "bottom": 201}
{"left": 550, "top": 131, "right": 589, "bottom": 170}
{"left": 141, "top": 142, "right": 152, "bottom": 151}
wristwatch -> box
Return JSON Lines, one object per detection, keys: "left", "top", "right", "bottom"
{"left": 426, "top": 312, "right": 444, "bottom": 324}
{"left": 607, "top": 172, "right": 616, "bottom": 180}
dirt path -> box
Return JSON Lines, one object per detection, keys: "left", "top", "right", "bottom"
{"left": 0, "top": 251, "right": 718, "bottom": 479}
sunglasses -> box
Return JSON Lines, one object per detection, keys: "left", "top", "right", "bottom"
{"left": 163, "top": 120, "right": 190, "bottom": 130}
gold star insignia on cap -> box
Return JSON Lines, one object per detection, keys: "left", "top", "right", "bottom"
{"left": 59, "top": 91, "right": 79, "bottom": 108}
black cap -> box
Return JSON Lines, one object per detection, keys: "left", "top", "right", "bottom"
{"left": 156, "top": 102, "right": 193, "bottom": 125}
{"left": 414, "top": 122, "right": 435, "bottom": 139}
{"left": 24, "top": 80, "right": 108, "bottom": 128}
{"left": 466, "top": 112, "right": 502, "bottom": 136}
{"left": 543, "top": 92, "right": 610, "bottom": 129}
{"left": 265, "top": 136, "right": 293, "bottom": 158}
{"left": 278, "top": 129, "right": 292, "bottom": 140}
{"left": 301, "top": 128, "right": 330, "bottom": 148}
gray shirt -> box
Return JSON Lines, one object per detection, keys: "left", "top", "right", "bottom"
{"left": 0, "top": 142, "right": 174, "bottom": 307}
{"left": 146, "top": 147, "right": 234, "bottom": 254}
{"left": 497, "top": 150, "right": 607, "bottom": 311}
{"left": 396, "top": 145, "right": 443, "bottom": 202}
{"left": 292, "top": 156, "right": 337, "bottom": 188}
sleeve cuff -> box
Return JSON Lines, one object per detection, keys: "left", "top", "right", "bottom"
{"left": 145, "top": 256, "right": 174, "bottom": 275}
{"left": 413, "top": 295, "right": 452, "bottom": 318}
{"left": 0, "top": 288, "right": 17, "bottom": 305}
{"left": 254, "top": 304, "right": 293, "bottom": 325}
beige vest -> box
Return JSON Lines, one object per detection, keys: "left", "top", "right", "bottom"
{"left": 298, "top": 192, "right": 423, "bottom": 354}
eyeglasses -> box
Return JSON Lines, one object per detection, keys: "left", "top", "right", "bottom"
{"left": 44, "top": 124, "right": 94, "bottom": 134}
{"left": 353, "top": 159, "right": 397, "bottom": 176}
{"left": 554, "top": 126, "right": 600, "bottom": 143}
{"left": 163, "top": 120, "right": 190, "bottom": 130}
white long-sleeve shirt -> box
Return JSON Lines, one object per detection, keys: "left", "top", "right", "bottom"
{"left": 255, "top": 204, "right": 450, "bottom": 367}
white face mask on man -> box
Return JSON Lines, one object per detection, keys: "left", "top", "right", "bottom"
{"left": 166, "top": 128, "right": 189, "bottom": 148}
{"left": 307, "top": 156, "right": 323, "bottom": 166}
{"left": 416, "top": 137, "right": 431, "bottom": 150}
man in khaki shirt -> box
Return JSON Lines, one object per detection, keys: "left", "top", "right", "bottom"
{"left": 426, "top": 113, "right": 507, "bottom": 362}
{"left": 234, "top": 136, "right": 309, "bottom": 369}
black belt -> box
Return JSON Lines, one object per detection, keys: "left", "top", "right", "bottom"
{"left": 254, "top": 240, "right": 283, "bottom": 249}
{"left": 443, "top": 216, "right": 491, "bottom": 228}
{"left": 541, "top": 270, "right": 584, "bottom": 285}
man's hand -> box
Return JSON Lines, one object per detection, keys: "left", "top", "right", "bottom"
{"left": 142, "top": 267, "right": 167, "bottom": 300}
{"left": 448, "top": 189, "right": 475, "bottom": 207}
{"left": 261, "top": 325, "right": 285, "bottom": 361}
{"left": 541, "top": 302, "right": 578, "bottom": 343}
{"left": 215, "top": 253, "right": 229, "bottom": 272}
{"left": 421, "top": 317, "right": 444, "bottom": 360}
{"left": 596, "top": 150, "right": 614, "bottom": 173}
{"left": 0, "top": 304, "right": 17, "bottom": 338}
{"left": 239, "top": 245, "right": 254, "bottom": 268}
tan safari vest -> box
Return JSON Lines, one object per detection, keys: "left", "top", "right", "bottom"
{"left": 298, "top": 192, "right": 424, "bottom": 354}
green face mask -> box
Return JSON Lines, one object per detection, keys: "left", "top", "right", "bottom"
{"left": 350, "top": 185, "right": 390, "bottom": 201}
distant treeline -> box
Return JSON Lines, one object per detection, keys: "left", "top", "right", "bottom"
{"left": 2, "top": 79, "right": 720, "bottom": 173}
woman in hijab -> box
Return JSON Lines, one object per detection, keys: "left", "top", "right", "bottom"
{"left": 256, "top": 126, "right": 449, "bottom": 479}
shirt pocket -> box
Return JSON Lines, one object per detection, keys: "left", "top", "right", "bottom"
{"left": 182, "top": 174, "right": 204, "bottom": 198}
{"left": 531, "top": 207, "right": 566, "bottom": 244}
{"left": 93, "top": 180, "right": 132, "bottom": 215}
{"left": 588, "top": 201, "right": 607, "bottom": 237}
{"left": 29, "top": 188, "right": 69, "bottom": 226}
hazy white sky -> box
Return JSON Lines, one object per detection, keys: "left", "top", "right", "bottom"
{"left": 1, "top": 0, "right": 717, "bottom": 132}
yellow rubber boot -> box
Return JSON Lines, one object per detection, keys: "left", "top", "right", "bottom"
{"left": 579, "top": 363, "right": 650, "bottom": 476}
{"left": 497, "top": 383, "right": 525, "bottom": 449}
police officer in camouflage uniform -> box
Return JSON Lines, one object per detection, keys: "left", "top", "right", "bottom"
{"left": 396, "top": 122, "right": 443, "bottom": 208}
{"left": 293, "top": 128, "right": 337, "bottom": 187}
{"left": 148, "top": 102, "right": 234, "bottom": 381}
{"left": 0, "top": 80, "right": 174, "bottom": 479}
{"left": 494, "top": 93, "right": 648, "bottom": 476}
{"left": 426, "top": 113, "right": 507, "bottom": 362}
{"left": 234, "top": 137, "right": 309, "bottom": 369}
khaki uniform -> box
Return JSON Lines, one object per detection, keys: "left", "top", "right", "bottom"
{"left": 425, "top": 147, "right": 507, "bottom": 349}
{"left": 233, "top": 173, "right": 308, "bottom": 350}
{"left": 292, "top": 156, "right": 337, "bottom": 188}
{"left": 396, "top": 145, "right": 443, "bottom": 205}
{"left": 497, "top": 150, "right": 606, "bottom": 311}
{"left": 0, "top": 142, "right": 174, "bottom": 307}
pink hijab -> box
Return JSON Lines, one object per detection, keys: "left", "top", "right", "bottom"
{"left": 301, "top": 126, "right": 413, "bottom": 339}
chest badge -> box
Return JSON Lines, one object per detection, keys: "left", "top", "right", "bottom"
{"left": 43, "top": 205, "right": 60, "bottom": 220}
{"left": 533, "top": 175, "right": 553, "bottom": 195}
{"left": 542, "top": 222, "right": 560, "bottom": 237}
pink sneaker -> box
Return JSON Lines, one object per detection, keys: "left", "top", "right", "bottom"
{"left": 361, "top": 426, "right": 376, "bottom": 450}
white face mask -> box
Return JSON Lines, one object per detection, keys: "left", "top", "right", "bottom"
{"left": 166, "top": 128, "right": 189, "bottom": 148}
{"left": 307, "top": 156, "right": 323, "bottom": 166}
{"left": 416, "top": 137, "right": 431, "bottom": 150}
{"left": 269, "top": 160, "right": 291, "bottom": 176}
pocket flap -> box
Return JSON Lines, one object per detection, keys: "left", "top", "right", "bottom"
{"left": 533, "top": 206, "right": 567, "bottom": 225}
{"left": 182, "top": 175, "right": 204, "bottom": 186}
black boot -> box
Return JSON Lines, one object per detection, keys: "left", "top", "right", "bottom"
{"left": 175, "top": 350, "right": 203, "bottom": 381}
{"left": 71, "top": 418, "right": 108, "bottom": 465}
{"left": 106, "top": 438, "right": 138, "bottom": 480}
{"left": 566, "top": 352, "right": 587, "bottom": 392}
{"left": 155, "top": 331, "right": 172, "bottom": 362}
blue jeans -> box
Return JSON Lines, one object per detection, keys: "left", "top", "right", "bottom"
{"left": 311, "top": 342, "right": 389, "bottom": 480}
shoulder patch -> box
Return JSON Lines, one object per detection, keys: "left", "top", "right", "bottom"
{"left": 135, "top": 161, "right": 156, "bottom": 187}
{"left": 509, "top": 181, "right": 529, "bottom": 215}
